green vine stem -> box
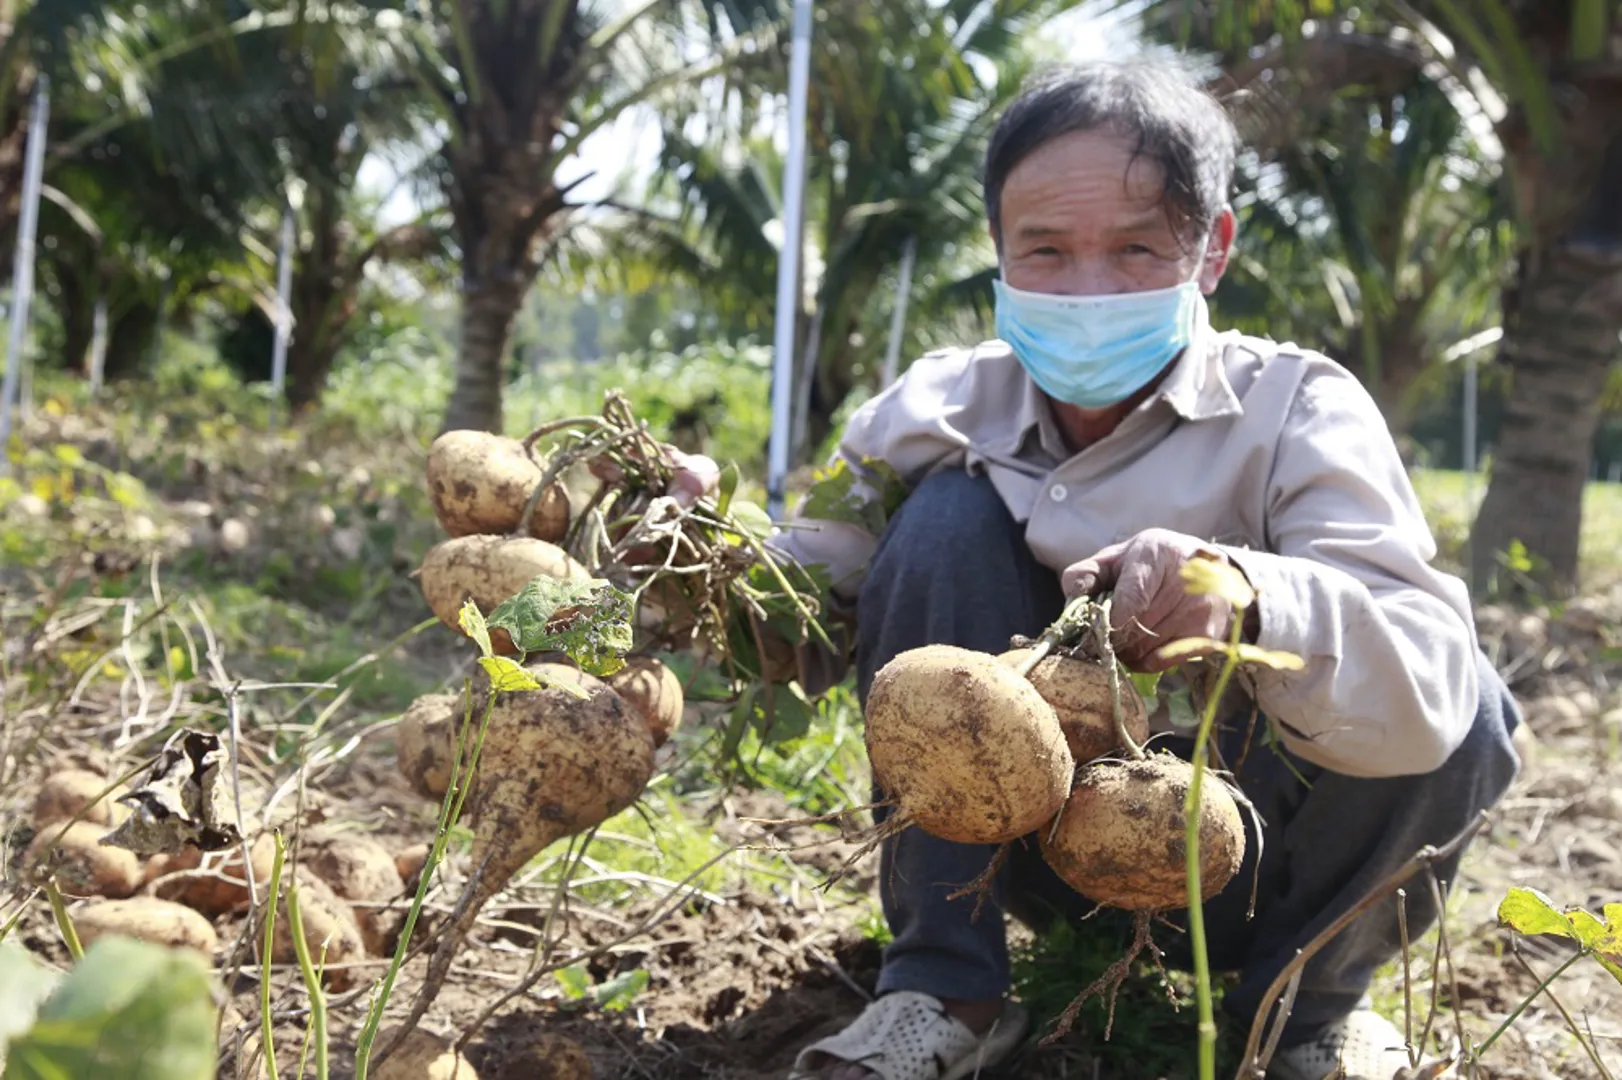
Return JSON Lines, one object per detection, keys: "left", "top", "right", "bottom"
{"left": 44, "top": 880, "right": 83, "bottom": 961}
{"left": 261, "top": 833, "right": 288, "bottom": 1080}
{"left": 1184, "top": 608, "right": 1249, "bottom": 1080}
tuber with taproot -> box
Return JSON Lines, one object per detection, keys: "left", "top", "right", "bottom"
{"left": 379, "top": 671, "right": 656, "bottom": 1058}
{"left": 31, "top": 769, "right": 123, "bottom": 829}
{"left": 23, "top": 820, "right": 143, "bottom": 898}
{"left": 426, "top": 429, "right": 570, "bottom": 543}
{"left": 864, "top": 644, "right": 1073, "bottom": 844}
{"left": 999, "top": 647, "right": 1150, "bottom": 764}
{"left": 417, "top": 534, "right": 591, "bottom": 654}
{"left": 1039, "top": 752, "right": 1246, "bottom": 912}
{"left": 372, "top": 1026, "right": 480, "bottom": 1080}
{"left": 72, "top": 896, "right": 219, "bottom": 955}
{"left": 606, "top": 656, "right": 684, "bottom": 748}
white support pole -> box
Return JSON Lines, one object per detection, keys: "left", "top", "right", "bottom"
{"left": 880, "top": 234, "right": 918, "bottom": 388}
{"left": 88, "top": 295, "right": 109, "bottom": 394}
{"left": 270, "top": 206, "right": 295, "bottom": 399}
{"left": 766, "top": 0, "right": 814, "bottom": 521}
{"left": 1462, "top": 349, "right": 1478, "bottom": 488}
{"left": 0, "top": 76, "right": 49, "bottom": 473}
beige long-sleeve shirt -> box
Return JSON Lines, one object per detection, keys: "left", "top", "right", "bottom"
{"left": 770, "top": 319, "right": 1481, "bottom": 780}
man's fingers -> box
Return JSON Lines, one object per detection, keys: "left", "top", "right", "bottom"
{"left": 1062, "top": 541, "right": 1128, "bottom": 598}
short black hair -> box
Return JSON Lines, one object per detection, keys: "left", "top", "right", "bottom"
{"left": 984, "top": 58, "right": 1237, "bottom": 248}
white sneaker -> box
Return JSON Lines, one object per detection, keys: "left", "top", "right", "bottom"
{"left": 1268, "top": 1008, "right": 1419, "bottom": 1080}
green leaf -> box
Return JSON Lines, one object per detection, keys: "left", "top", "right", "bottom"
{"left": 1165, "top": 686, "right": 1201, "bottom": 730}
{"left": 749, "top": 681, "right": 816, "bottom": 745}
{"left": 593, "top": 969, "right": 650, "bottom": 1011}
{"left": 477, "top": 656, "right": 545, "bottom": 693}
{"left": 715, "top": 463, "right": 741, "bottom": 516}
{"left": 555, "top": 965, "right": 591, "bottom": 1001}
{"left": 486, "top": 576, "right": 634, "bottom": 676}
{"left": 799, "top": 457, "right": 907, "bottom": 535}
{"left": 1128, "top": 671, "right": 1162, "bottom": 699}
{"left": 459, "top": 599, "right": 494, "bottom": 659}
{"left": 728, "top": 500, "right": 774, "bottom": 541}
{"left": 5, "top": 937, "right": 219, "bottom": 1080}
{"left": 0, "top": 943, "right": 62, "bottom": 1072}
{"left": 1499, "top": 887, "right": 1582, "bottom": 939}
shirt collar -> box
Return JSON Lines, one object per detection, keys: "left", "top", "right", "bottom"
{"left": 995, "top": 313, "right": 1243, "bottom": 459}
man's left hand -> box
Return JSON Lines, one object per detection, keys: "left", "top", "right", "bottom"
{"left": 1062, "top": 528, "right": 1254, "bottom": 672}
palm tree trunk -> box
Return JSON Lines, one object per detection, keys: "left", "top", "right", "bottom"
{"left": 1468, "top": 245, "right": 1621, "bottom": 595}
{"left": 442, "top": 273, "right": 527, "bottom": 434}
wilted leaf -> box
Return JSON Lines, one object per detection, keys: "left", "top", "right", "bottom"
{"left": 594, "top": 969, "right": 650, "bottom": 1012}
{"left": 477, "top": 656, "right": 544, "bottom": 693}
{"left": 458, "top": 599, "right": 494, "bottom": 659}
{"left": 101, "top": 729, "right": 241, "bottom": 856}
{"left": 1179, "top": 558, "right": 1256, "bottom": 609}
{"left": 4, "top": 937, "right": 219, "bottom": 1080}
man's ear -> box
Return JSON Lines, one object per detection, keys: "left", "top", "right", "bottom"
{"left": 1199, "top": 206, "right": 1237, "bottom": 295}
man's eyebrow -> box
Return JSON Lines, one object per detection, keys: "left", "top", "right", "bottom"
{"left": 1013, "top": 223, "right": 1066, "bottom": 238}
{"left": 1109, "top": 209, "right": 1172, "bottom": 233}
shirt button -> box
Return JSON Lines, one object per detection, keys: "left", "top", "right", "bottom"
{"left": 1049, "top": 484, "right": 1068, "bottom": 503}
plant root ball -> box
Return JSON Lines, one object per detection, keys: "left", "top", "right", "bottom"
{"left": 303, "top": 830, "right": 407, "bottom": 957}
{"left": 999, "top": 649, "right": 1150, "bottom": 764}
{"left": 493, "top": 1034, "right": 594, "bottom": 1080}
{"left": 31, "top": 769, "right": 123, "bottom": 830}
{"left": 72, "top": 896, "right": 219, "bottom": 956}
{"left": 373, "top": 1026, "right": 480, "bottom": 1080}
{"left": 418, "top": 535, "right": 592, "bottom": 654}
{"left": 23, "top": 820, "right": 143, "bottom": 898}
{"left": 607, "top": 656, "right": 684, "bottom": 748}
{"left": 1040, "top": 752, "right": 1246, "bottom": 912}
{"left": 427, "top": 429, "right": 570, "bottom": 542}
{"left": 865, "top": 644, "right": 1073, "bottom": 845}
{"left": 397, "top": 693, "right": 462, "bottom": 801}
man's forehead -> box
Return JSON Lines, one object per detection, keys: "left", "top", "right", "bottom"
{"left": 1010, "top": 206, "right": 1173, "bottom": 237}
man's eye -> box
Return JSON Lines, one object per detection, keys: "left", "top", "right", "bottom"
{"left": 1122, "top": 243, "right": 1156, "bottom": 256}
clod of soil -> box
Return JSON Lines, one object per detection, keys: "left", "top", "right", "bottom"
{"left": 491, "top": 1034, "right": 593, "bottom": 1080}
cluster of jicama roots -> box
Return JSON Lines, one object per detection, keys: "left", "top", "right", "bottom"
{"left": 863, "top": 604, "right": 1248, "bottom": 1040}
{"left": 377, "top": 395, "right": 827, "bottom": 1073}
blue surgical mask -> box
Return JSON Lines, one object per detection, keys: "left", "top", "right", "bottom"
{"left": 992, "top": 270, "right": 1207, "bottom": 408}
